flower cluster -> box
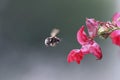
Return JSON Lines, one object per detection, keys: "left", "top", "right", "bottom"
{"left": 67, "top": 12, "right": 120, "bottom": 64}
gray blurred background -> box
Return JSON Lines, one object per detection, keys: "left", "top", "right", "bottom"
{"left": 0, "top": 0, "right": 120, "bottom": 80}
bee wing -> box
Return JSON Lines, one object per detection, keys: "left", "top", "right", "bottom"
{"left": 50, "top": 28, "right": 60, "bottom": 37}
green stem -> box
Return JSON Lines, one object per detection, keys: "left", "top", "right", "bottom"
{"left": 111, "top": 27, "right": 120, "bottom": 31}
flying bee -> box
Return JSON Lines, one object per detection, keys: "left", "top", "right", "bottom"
{"left": 45, "top": 28, "right": 61, "bottom": 47}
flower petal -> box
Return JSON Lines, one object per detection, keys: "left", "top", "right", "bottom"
{"left": 112, "top": 12, "right": 120, "bottom": 27}
{"left": 90, "top": 42, "right": 102, "bottom": 60}
{"left": 110, "top": 30, "right": 120, "bottom": 46}
{"left": 77, "top": 26, "right": 89, "bottom": 45}
{"left": 67, "top": 49, "right": 84, "bottom": 64}
{"left": 86, "top": 18, "right": 99, "bottom": 38}
{"left": 80, "top": 41, "right": 102, "bottom": 60}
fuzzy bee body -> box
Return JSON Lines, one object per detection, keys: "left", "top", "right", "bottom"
{"left": 45, "top": 29, "right": 61, "bottom": 47}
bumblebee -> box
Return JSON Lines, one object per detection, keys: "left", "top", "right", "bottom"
{"left": 45, "top": 29, "right": 61, "bottom": 47}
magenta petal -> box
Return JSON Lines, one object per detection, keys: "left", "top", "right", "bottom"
{"left": 67, "top": 49, "right": 84, "bottom": 64}
{"left": 90, "top": 42, "right": 102, "bottom": 60}
{"left": 80, "top": 41, "right": 102, "bottom": 60}
{"left": 86, "top": 18, "right": 98, "bottom": 38}
{"left": 80, "top": 45, "right": 90, "bottom": 54}
{"left": 77, "top": 26, "right": 89, "bottom": 45}
{"left": 110, "top": 30, "right": 120, "bottom": 46}
{"left": 112, "top": 12, "right": 120, "bottom": 27}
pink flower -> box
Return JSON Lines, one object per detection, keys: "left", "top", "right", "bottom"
{"left": 112, "top": 12, "right": 120, "bottom": 27}
{"left": 109, "top": 12, "right": 120, "bottom": 46}
{"left": 67, "top": 26, "right": 102, "bottom": 64}
{"left": 86, "top": 18, "right": 99, "bottom": 38}
{"left": 110, "top": 30, "right": 120, "bottom": 46}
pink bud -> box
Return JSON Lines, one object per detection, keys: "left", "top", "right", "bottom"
{"left": 110, "top": 30, "right": 120, "bottom": 46}
{"left": 112, "top": 12, "right": 120, "bottom": 27}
